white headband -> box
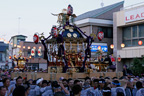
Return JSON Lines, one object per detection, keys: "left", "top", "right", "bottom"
{"left": 103, "top": 90, "right": 111, "bottom": 92}
{"left": 36, "top": 78, "right": 43, "bottom": 85}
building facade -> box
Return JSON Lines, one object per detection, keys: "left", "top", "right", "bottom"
{"left": 0, "top": 42, "right": 8, "bottom": 69}
{"left": 113, "top": 3, "right": 144, "bottom": 71}
{"left": 19, "top": 41, "right": 47, "bottom": 70}
{"left": 75, "top": 1, "right": 124, "bottom": 55}
{"left": 8, "top": 35, "right": 27, "bottom": 68}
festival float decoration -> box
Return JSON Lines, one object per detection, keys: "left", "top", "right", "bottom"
{"left": 97, "top": 31, "right": 104, "bottom": 41}
{"left": 9, "top": 51, "right": 30, "bottom": 70}
{"left": 33, "top": 5, "right": 113, "bottom": 73}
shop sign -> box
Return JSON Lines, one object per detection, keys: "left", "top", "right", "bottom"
{"left": 125, "top": 7, "right": 144, "bottom": 23}
{"left": 91, "top": 45, "right": 108, "bottom": 52}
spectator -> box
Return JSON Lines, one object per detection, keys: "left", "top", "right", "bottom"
{"left": 40, "top": 80, "right": 48, "bottom": 94}
{"left": 125, "top": 81, "right": 134, "bottom": 96}
{"left": 136, "top": 81, "right": 144, "bottom": 96}
{"left": 86, "top": 79, "right": 99, "bottom": 96}
{"left": 42, "top": 80, "right": 48, "bottom": 87}
{"left": 72, "top": 84, "right": 82, "bottom": 96}
{"left": 136, "top": 81, "right": 143, "bottom": 90}
{"left": 94, "top": 79, "right": 105, "bottom": 96}
{"left": 35, "top": 78, "right": 43, "bottom": 96}
{"left": 74, "top": 79, "right": 81, "bottom": 85}
{"left": 7, "top": 76, "right": 23, "bottom": 96}
{"left": 54, "top": 91, "right": 65, "bottom": 96}
{"left": 2, "top": 78, "right": 10, "bottom": 90}
{"left": 67, "top": 78, "right": 74, "bottom": 95}
{"left": 12, "top": 85, "right": 25, "bottom": 96}
{"left": 103, "top": 87, "right": 111, "bottom": 96}
{"left": 0, "top": 86, "right": 7, "bottom": 96}
{"left": 62, "top": 79, "right": 68, "bottom": 87}
{"left": 122, "top": 65, "right": 133, "bottom": 76}
{"left": 28, "top": 79, "right": 33, "bottom": 85}
{"left": 23, "top": 84, "right": 30, "bottom": 96}
{"left": 111, "top": 80, "right": 126, "bottom": 96}
{"left": 52, "top": 81, "right": 69, "bottom": 95}
{"left": 85, "top": 77, "right": 91, "bottom": 86}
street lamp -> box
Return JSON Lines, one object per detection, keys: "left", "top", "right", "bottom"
{"left": 39, "top": 46, "right": 41, "bottom": 49}
{"left": 121, "top": 43, "right": 125, "bottom": 48}
{"left": 98, "top": 46, "right": 101, "bottom": 50}
{"left": 23, "top": 46, "right": 25, "bottom": 49}
{"left": 110, "top": 44, "right": 114, "bottom": 49}
{"left": 28, "top": 46, "right": 31, "bottom": 49}
{"left": 138, "top": 40, "right": 143, "bottom": 45}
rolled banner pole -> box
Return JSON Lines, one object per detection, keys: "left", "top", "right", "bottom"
{"left": 31, "top": 72, "right": 34, "bottom": 80}
{"left": 35, "top": 72, "right": 37, "bottom": 80}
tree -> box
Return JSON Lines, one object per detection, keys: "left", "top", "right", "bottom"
{"left": 131, "top": 58, "right": 144, "bottom": 76}
{"left": 141, "top": 56, "right": 144, "bottom": 74}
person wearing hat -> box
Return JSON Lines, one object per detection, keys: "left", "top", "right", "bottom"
{"left": 34, "top": 78, "right": 43, "bottom": 96}
{"left": 111, "top": 80, "right": 126, "bottom": 96}
{"left": 40, "top": 80, "right": 48, "bottom": 94}
{"left": 95, "top": 79, "right": 105, "bottom": 96}
{"left": 103, "top": 87, "right": 111, "bottom": 96}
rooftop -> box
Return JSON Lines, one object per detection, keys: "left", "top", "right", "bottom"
{"left": 75, "top": 1, "right": 124, "bottom": 21}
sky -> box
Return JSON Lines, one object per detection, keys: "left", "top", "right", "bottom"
{"left": 0, "top": 0, "right": 144, "bottom": 42}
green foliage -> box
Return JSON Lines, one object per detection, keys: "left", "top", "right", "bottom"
{"left": 131, "top": 57, "right": 144, "bottom": 76}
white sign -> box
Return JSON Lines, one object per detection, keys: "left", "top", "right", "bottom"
{"left": 125, "top": 7, "right": 144, "bottom": 23}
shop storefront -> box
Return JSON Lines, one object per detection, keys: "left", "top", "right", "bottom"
{"left": 113, "top": 4, "right": 144, "bottom": 71}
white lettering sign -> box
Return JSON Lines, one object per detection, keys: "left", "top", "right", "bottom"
{"left": 125, "top": 7, "right": 144, "bottom": 23}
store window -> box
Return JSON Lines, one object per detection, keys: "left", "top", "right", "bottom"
{"left": 27, "top": 51, "right": 31, "bottom": 57}
{"left": 139, "top": 24, "right": 144, "bottom": 37}
{"left": 99, "top": 27, "right": 113, "bottom": 38}
{"left": 27, "top": 63, "right": 39, "bottom": 70}
{"left": 132, "top": 26, "right": 137, "bottom": 37}
{"left": 123, "top": 24, "right": 144, "bottom": 47}
{"left": 123, "top": 27, "right": 131, "bottom": 39}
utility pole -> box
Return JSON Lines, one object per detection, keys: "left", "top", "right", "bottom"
{"left": 18, "top": 17, "right": 21, "bottom": 35}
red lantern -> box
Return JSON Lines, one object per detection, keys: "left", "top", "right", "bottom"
{"left": 111, "top": 57, "right": 115, "bottom": 62}
{"left": 97, "top": 31, "right": 104, "bottom": 41}
{"left": 118, "top": 56, "right": 121, "bottom": 62}
{"left": 38, "top": 48, "right": 42, "bottom": 56}
{"left": 67, "top": 4, "right": 73, "bottom": 16}
{"left": 138, "top": 41, "right": 143, "bottom": 45}
{"left": 33, "top": 33, "right": 39, "bottom": 44}
{"left": 31, "top": 49, "right": 35, "bottom": 56}
{"left": 51, "top": 26, "right": 58, "bottom": 38}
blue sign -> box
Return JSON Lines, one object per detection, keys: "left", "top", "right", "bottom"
{"left": 91, "top": 45, "right": 108, "bottom": 52}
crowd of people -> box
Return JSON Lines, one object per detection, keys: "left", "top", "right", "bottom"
{"left": 0, "top": 65, "right": 143, "bottom": 96}
{"left": 0, "top": 73, "right": 143, "bottom": 96}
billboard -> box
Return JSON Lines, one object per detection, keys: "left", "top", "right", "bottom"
{"left": 125, "top": 6, "right": 144, "bottom": 23}
{"left": 91, "top": 44, "right": 108, "bottom": 52}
